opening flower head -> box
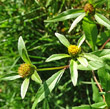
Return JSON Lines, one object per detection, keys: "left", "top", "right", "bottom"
{"left": 84, "top": 3, "right": 94, "bottom": 14}
{"left": 18, "top": 63, "right": 34, "bottom": 78}
{"left": 68, "top": 45, "right": 81, "bottom": 57}
{"left": 17, "top": 36, "right": 42, "bottom": 99}
{"left": 46, "top": 33, "right": 88, "bottom": 86}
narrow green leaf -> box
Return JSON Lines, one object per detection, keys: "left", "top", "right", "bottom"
{"left": 67, "top": 105, "right": 91, "bottom": 109}
{"left": 84, "top": 53, "right": 102, "bottom": 62}
{"left": 1, "top": 75, "right": 21, "bottom": 81}
{"left": 69, "top": 59, "right": 78, "bottom": 86}
{"left": 91, "top": 49, "right": 110, "bottom": 61}
{"left": 82, "top": 16, "right": 98, "bottom": 51}
{"left": 94, "top": 0, "right": 107, "bottom": 7}
{"left": 55, "top": 33, "right": 70, "bottom": 47}
{"left": 78, "top": 60, "right": 104, "bottom": 70}
{"left": 44, "top": 9, "right": 84, "bottom": 22}
{"left": 31, "top": 70, "right": 42, "bottom": 84}
{"left": 68, "top": 102, "right": 107, "bottom": 109}
{"left": 18, "top": 36, "right": 31, "bottom": 64}
{"left": 77, "top": 35, "right": 85, "bottom": 48}
{"left": 68, "top": 13, "right": 85, "bottom": 33}
{"left": 77, "top": 57, "right": 88, "bottom": 67}
{"left": 43, "top": 99, "right": 50, "bottom": 109}
{"left": 21, "top": 78, "right": 30, "bottom": 99}
{"left": 91, "top": 102, "right": 107, "bottom": 108}
{"left": 91, "top": 79, "right": 103, "bottom": 103}
{"left": 32, "top": 69, "right": 65, "bottom": 109}
{"left": 95, "top": 13, "right": 110, "bottom": 29}
{"left": 88, "top": 0, "right": 93, "bottom": 4}
{"left": 46, "top": 54, "right": 70, "bottom": 62}
{"left": 46, "top": 0, "right": 52, "bottom": 7}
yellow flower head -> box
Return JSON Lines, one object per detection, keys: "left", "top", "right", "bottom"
{"left": 68, "top": 45, "right": 81, "bottom": 56}
{"left": 18, "top": 63, "right": 34, "bottom": 78}
{"left": 84, "top": 3, "right": 94, "bottom": 14}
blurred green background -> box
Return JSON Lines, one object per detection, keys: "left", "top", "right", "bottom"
{"left": 0, "top": 0, "right": 109, "bottom": 108}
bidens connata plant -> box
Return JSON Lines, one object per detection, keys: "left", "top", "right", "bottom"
{"left": 3, "top": 1, "right": 110, "bottom": 109}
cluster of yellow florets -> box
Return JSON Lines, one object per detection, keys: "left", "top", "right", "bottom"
{"left": 68, "top": 45, "right": 81, "bottom": 56}
{"left": 18, "top": 63, "right": 33, "bottom": 78}
{"left": 84, "top": 3, "right": 94, "bottom": 14}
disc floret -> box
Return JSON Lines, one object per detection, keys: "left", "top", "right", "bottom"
{"left": 68, "top": 45, "right": 81, "bottom": 56}
{"left": 18, "top": 63, "right": 34, "bottom": 77}
{"left": 84, "top": 3, "right": 94, "bottom": 14}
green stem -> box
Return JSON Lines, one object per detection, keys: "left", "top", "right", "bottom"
{"left": 36, "top": 65, "right": 69, "bottom": 71}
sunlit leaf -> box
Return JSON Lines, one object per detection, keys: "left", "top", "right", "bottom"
{"left": 1, "top": 75, "right": 21, "bottom": 81}
{"left": 77, "top": 57, "right": 88, "bottom": 67}
{"left": 46, "top": 54, "right": 70, "bottom": 62}
{"left": 69, "top": 59, "right": 78, "bottom": 86}
{"left": 91, "top": 49, "right": 110, "bottom": 61}
{"left": 84, "top": 53, "right": 102, "bottom": 62}
{"left": 31, "top": 70, "right": 42, "bottom": 84}
{"left": 68, "top": 13, "right": 85, "bottom": 33}
{"left": 32, "top": 69, "right": 65, "bottom": 109}
{"left": 18, "top": 36, "right": 31, "bottom": 64}
{"left": 21, "top": 78, "right": 30, "bottom": 99}
{"left": 55, "top": 33, "right": 70, "bottom": 47}
{"left": 91, "top": 102, "right": 107, "bottom": 108}
{"left": 95, "top": 13, "right": 110, "bottom": 30}
{"left": 44, "top": 9, "right": 84, "bottom": 22}
{"left": 78, "top": 60, "right": 104, "bottom": 70}
{"left": 77, "top": 35, "right": 85, "bottom": 48}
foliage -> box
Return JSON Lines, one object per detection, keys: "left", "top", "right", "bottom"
{"left": 0, "top": 0, "right": 110, "bottom": 109}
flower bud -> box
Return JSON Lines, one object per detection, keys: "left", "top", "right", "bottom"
{"left": 84, "top": 3, "right": 94, "bottom": 14}
{"left": 68, "top": 45, "right": 81, "bottom": 56}
{"left": 18, "top": 63, "right": 34, "bottom": 78}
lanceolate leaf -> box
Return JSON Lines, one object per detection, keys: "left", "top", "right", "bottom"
{"left": 55, "top": 33, "right": 70, "bottom": 47}
{"left": 44, "top": 9, "right": 84, "bottom": 22}
{"left": 18, "top": 36, "right": 31, "bottom": 64}
{"left": 91, "top": 49, "right": 110, "bottom": 61}
{"left": 21, "top": 78, "right": 30, "bottom": 99}
{"left": 95, "top": 13, "right": 110, "bottom": 30}
{"left": 78, "top": 60, "right": 104, "bottom": 70}
{"left": 77, "top": 57, "right": 88, "bottom": 67}
{"left": 68, "top": 13, "right": 85, "bottom": 33}
{"left": 94, "top": 0, "right": 107, "bottom": 7}
{"left": 32, "top": 69, "right": 65, "bottom": 109}
{"left": 43, "top": 99, "right": 50, "bottom": 109}
{"left": 31, "top": 70, "right": 42, "bottom": 84}
{"left": 84, "top": 53, "right": 102, "bottom": 62}
{"left": 82, "top": 16, "right": 98, "bottom": 51}
{"left": 46, "top": 54, "right": 70, "bottom": 62}
{"left": 68, "top": 102, "right": 106, "bottom": 109}
{"left": 1, "top": 75, "right": 21, "bottom": 81}
{"left": 69, "top": 59, "right": 78, "bottom": 86}
{"left": 91, "top": 102, "right": 107, "bottom": 108}
{"left": 77, "top": 35, "right": 85, "bottom": 48}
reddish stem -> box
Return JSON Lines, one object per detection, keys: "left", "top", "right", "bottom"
{"left": 92, "top": 71, "right": 105, "bottom": 102}
{"left": 100, "top": 38, "right": 110, "bottom": 50}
